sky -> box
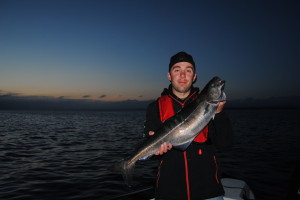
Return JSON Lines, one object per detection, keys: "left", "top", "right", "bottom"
{"left": 0, "top": 0, "right": 299, "bottom": 105}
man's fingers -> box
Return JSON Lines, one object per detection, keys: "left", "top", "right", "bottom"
{"left": 216, "top": 100, "right": 226, "bottom": 113}
{"left": 163, "top": 143, "right": 168, "bottom": 153}
{"left": 148, "top": 131, "right": 155, "bottom": 136}
{"left": 155, "top": 143, "right": 165, "bottom": 155}
{"left": 155, "top": 142, "right": 172, "bottom": 155}
{"left": 148, "top": 132, "right": 172, "bottom": 152}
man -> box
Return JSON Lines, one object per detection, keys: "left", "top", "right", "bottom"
{"left": 144, "top": 51, "right": 233, "bottom": 200}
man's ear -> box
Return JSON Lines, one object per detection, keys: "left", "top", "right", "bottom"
{"left": 167, "top": 72, "right": 171, "bottom": 81}
{"left": 193, "top": 74, "right": 197, "bottom": 82}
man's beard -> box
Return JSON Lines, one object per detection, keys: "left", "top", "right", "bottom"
{"left": 172, "top": 85, "right": 191, "bottom": 94}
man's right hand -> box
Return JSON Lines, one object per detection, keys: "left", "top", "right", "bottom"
{"left": 148, "top": 131, "right": 172, "bottom": 155}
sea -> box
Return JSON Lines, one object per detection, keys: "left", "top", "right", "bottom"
{"left": 0, "top": 109, "right": 299, "bottom": 200}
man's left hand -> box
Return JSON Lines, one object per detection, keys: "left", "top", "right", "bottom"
{"left": 216, "top": 101, "right": 226, "bottom": 113}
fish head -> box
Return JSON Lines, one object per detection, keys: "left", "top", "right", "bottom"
{"left": 204, "top": 76, "right": 226, "bottom": 104}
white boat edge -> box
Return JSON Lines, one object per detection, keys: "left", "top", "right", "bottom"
{"left": 222, "top": 178, "right": 255, "bottom": 200}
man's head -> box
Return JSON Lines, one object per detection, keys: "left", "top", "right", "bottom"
{"left": 169, "top": 51, "right": 195, "bottom": 72}
{"left": 168, "top": 51, "right": 197, "bottom": 99}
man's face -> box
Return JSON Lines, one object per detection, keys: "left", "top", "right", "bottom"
{"left": 168, "top": 62, "right": 197, "bottom": 98}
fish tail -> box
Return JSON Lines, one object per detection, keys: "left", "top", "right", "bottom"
{"left": 111, "top": 158, "right": 135, "bottom": 187}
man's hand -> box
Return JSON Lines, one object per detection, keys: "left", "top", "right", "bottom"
{"left": 216, "top": 100, "right": 226, "bottom": 113}
{"left": 148, "top": 131, "right": 172, "bottom": 155}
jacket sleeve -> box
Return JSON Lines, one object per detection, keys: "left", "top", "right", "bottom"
{"left": 144, "top": 101, "right": 162, "bottom": 137}
{"left": 208, "top": 111, "right": 233, "bottom": 151}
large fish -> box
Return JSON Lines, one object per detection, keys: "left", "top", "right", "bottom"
{"left": 113, "top": 76, "right": 226, "bottom": 186}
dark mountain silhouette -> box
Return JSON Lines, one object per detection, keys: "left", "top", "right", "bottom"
{"left": 0, "top": 94, "right": 299, "bottom": 110}
{"left": 227, "top": 96, "right": 300, "bottom": 109}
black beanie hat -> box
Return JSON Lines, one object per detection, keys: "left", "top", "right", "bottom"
{"left": 169, "top": 51, "right": 195, "bottom": 72}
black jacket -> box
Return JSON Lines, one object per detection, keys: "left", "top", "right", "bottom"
{"left": 144, "top": 86, "right": 233, "bottom": 200}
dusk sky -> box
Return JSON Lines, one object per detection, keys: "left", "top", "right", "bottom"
{"left": 1, "top": 0, "right": 299, "bottom": 104}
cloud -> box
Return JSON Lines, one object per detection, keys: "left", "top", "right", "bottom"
{"left": 82, "top": 95, "right": 91, "bottom": 98}
{"left": 99, "top": 94, "right": 107, "bottom": 99}
{"left": 138, "top": 95, "right": 143, "bottom": 98}
{"left": 0, "top": 94, "right": 153, "bottom": 110}
{"left": 0, "top": 92, "right": 20, "bottom": 97}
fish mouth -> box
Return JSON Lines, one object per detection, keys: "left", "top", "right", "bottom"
{"left": 220, "top": 80, "right": 225, "bottom": 90}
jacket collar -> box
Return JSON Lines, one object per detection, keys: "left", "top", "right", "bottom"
{"left": 161, "top": 84, "right": 199, "bottom": 104}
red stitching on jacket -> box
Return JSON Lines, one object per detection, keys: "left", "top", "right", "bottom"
{"left": 214, "top": 156, "right": 220, "bottom": 184}
{"left": 156, "top": 160, "right": 163, "bottom": 188}
{"left": 183, "top": 151, "right": 191, "bottom": 200}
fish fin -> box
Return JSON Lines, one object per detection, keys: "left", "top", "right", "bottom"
{"left": 111, "top": 159, "right": 135, "bottom": 187}
{"left": 174, "top": 141, "right": 193, "bottom": 151}
{"left": 121, "top": 160, "right": 135, "bottom": 187}
{"left": 138, "top": 155, "right": 152, "bottom": 161}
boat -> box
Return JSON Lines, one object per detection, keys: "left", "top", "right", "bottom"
{"left": 107, "top": 177, "right": 255, "bottom": 200}
{"left": 222, "top": 178, "right": 255, "bottom": 200}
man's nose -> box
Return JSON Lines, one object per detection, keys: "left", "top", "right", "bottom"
{"left": 180, "top": 71, "right": 186, "bottom": 77}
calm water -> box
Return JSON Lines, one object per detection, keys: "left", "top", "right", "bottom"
{"left": 0, "top": 109, "right": 299, "bottom": 200}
